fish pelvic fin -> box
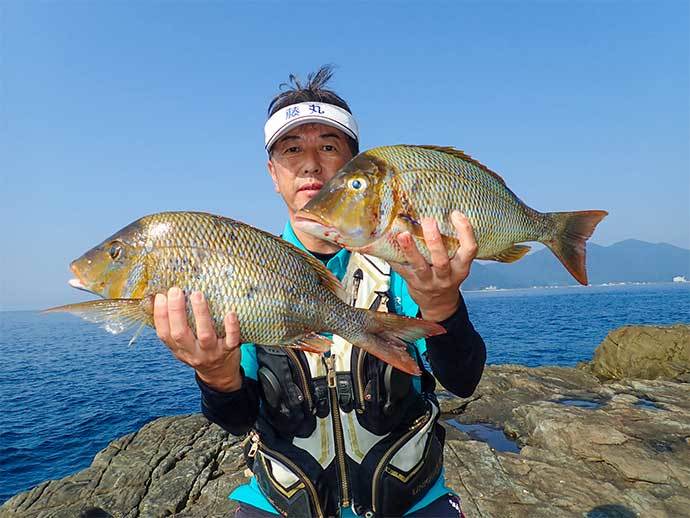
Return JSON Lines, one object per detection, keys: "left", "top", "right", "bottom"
{"left": 42, "top": 298, "right": 149, "bottom": 335}
{"left": 347, "top": 310, "right": 446, "bottom": 376}
{"left": 485, "top": 244, "right": 531, "bottom": 263}
{"left": 545, "top": 210, "right": 609, "bottom": 285}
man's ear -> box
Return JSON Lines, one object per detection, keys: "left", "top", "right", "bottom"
{"left": 267, "top": 159, "right": 280, "bottom": 193}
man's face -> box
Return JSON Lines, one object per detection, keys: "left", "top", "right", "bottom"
{"left": 267, "top": 123, "right": 354, "bottom": 217}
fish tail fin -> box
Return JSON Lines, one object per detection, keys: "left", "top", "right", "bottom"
{"left": 42, "top": 299, "right": 148, "bottom": 335}
{"left": 544, "top": 210, "right": 608, "bottom": 285}
{"left": 347, "top": 311, "right": 446, "bottom": 376}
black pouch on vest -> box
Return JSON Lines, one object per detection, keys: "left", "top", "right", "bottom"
{"left": 352, "top": 348, "right": 419, "bottom": 435}
{"left": 256, "top": 346, "right": 316, "bottom": 438}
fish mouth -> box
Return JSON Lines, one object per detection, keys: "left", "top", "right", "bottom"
{"left": 295, "top": 209, "right": 330, "bottom": 226}
{"left": 294, "top": 211, "right": 343, "bottom": 244}
{"left": 68, "top": 278, "right": 97, "bottom": 295}
{"left": 68, "top": 264, "right": 99, "bottom": 295}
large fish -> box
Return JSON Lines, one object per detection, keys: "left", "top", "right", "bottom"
{"left": 295, "top": 145, "right": 608, "bottom": 285}
{"left": 44, "top": 211, "right": 445, "bottom": 375}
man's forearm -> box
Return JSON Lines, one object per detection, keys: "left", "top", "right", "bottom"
{"left": 425, "top": 293, "right": 486, "bottom": 397}
{"left": 196, "top": 370, "right": 260, "bottom": 436}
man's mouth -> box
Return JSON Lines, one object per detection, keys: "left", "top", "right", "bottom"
{"left": 297, "top": 182, "right": 324, "bottom": 193}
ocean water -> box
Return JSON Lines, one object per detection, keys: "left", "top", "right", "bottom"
{"left": 1, "top": 282, "right": 688, "bottom": 503}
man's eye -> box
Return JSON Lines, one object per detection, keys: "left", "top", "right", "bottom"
{"left": 323, "top": 145, "right": 335, "bottom": 152}
{"left": 284, "top": 146, "right": 300, "bottom": 154}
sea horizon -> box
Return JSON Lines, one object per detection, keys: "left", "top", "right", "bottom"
{"left": 2, "top": 279, "right": 688, "bottom": 314}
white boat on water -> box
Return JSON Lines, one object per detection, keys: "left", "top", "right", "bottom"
{"left": 673, "top": 275, "right": 688, "bottom": 283}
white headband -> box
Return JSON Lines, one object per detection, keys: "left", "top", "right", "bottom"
{"left": 264, "top": 101, "right": 359, "bottom": 150}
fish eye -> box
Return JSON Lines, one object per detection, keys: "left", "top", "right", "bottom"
{"left": 348, "top": 178, "right": 366, "bottom": 190}
{"left": 109, "top": 243, "right": 123, "bottom": 261}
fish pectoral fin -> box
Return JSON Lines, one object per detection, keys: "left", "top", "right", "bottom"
{"left": 396, "top": 214, "right": 425, "bottom": 239}
{"left": 288, "top": 333, "right": 333, "bottom": 354}
{"left": 42, "top": 299, "right": 148, "bottom": 335}
{"left": 484, "top": 244, "right": 531, "bottom": 263}
{"left": 397, "top": 213, "right": 460, "bottom": 256}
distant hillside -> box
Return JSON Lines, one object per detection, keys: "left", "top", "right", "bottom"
{"left": 464, "top": 239, "right": 690, "bottom": 289}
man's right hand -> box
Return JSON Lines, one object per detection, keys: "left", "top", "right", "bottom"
{"left": 153, "top": 287, "right": 243, "bottom": 392}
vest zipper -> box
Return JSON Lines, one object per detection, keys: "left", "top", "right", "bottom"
{"left": 371, "top": 408, "right": 432, "bottom": 514}
{"left": 355, "top": 350, "right": 367, "bottom": 412}
{"left": 249, "top": 431, "right": 325, "bottom": 518}
{"left": 325, "top": 354, "right": 351, "bottom": 507}
{"left": 285, "top": 348, "right": 313, "bottom": 411}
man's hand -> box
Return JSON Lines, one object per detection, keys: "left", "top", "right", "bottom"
{"left": 153, "top": 287, "right": 242, "bottom": 392}
{"left": 391, "top": 211, "right": 478, "bottom": 322}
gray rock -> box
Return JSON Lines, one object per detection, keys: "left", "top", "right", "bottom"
{"left": 439, "top": 365, "right": 690, "bottom": 517}
{"left": 582, "top": 324, "right": 690, "bottom": 381}
{"left": 3, "top": 325, "right": 690, "bottom": 517}
{"left": 0, "top": 415, "right": 246, "bottom": 518}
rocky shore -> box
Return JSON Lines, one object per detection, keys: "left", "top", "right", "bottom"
{"left": 2, "top": 325, "right": 689, "bottom": 517}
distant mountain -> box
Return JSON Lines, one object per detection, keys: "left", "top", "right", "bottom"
{"left": 464, "top": 239, "right": 690, "bottom": 290}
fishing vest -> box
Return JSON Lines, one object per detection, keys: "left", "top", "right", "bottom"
{"left": 245, "top": 253, "right": 445, "bottom": 518}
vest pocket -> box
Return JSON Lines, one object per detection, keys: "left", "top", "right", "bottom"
{"left": 352, "top": 349, "right": 417, "bottom": 435}
{"left": 256, "top": 346, "right": 316, "bottom": 438}
{"left": 361, "top": 401, "right": 444, "bottom": 517}
{"left": 253, "top": 445, "right": 324, "bottom": 518}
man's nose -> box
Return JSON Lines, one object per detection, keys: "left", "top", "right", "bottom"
{"left": 301, "top": 149, "right": 322, "bottom": 175}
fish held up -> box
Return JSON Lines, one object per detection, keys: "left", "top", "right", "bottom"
{"left": 295, "top": 145, "right": 608, "bottom": 285}
{"left": 43, "top": 211, "right": 445, "bottom": 375}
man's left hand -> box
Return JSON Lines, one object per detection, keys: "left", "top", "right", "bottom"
{"left": 390, "top": 211, "right": 478, "bottom": 322}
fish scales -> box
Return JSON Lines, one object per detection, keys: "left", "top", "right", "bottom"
{"left": 46, "top": 211, "right": 446, "bottom": 375}
{"left": 296, "top": 144, "right": 607, "bottom": 285}
{"left": 370, "top": 146, "right": 547, "bottom": 259}
{"left": 142, "top": 212, "right": 332, "bottom": 343}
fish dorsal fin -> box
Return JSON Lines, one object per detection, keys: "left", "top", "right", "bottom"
{"left": 413, "top": 145, "right": 507, "bottom": 187}
{"left": 295, "top": 246, "right": 346, "bottom": 297}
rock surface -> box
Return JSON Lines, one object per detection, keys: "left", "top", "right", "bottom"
{"left": 439, "top": 365, "right": 690, "bottom": 517}
{"left": 583, "top": 325, "right": 690, "bottom": 382}
{"left": 3, "top": 325, "right": 690, "bottom": 517}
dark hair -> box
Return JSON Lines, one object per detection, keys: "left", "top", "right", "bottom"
{"left": 267, "top": 64, "right": 359, "bottom": 155}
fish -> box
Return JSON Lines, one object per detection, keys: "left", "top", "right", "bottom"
{"left": 44, "top": 211, "right": 446, "bottom": 375}
{"left": 295, "top": 145, "right": 608, "bottom": 285}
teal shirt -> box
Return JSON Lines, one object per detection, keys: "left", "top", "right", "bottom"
{"left": 229, "top": 221, "right": 453, "bottom": 515}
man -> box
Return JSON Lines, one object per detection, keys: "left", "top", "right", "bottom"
{"left": 153, "top": 66, "right": 486, "bottom": 517}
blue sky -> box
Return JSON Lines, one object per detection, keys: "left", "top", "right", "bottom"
{"left": 2, "top": 1, "right": 688, "bottom": 310}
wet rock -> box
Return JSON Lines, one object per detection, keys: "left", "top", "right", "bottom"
{"left": 582, "top": 324, "right": 690, "bottom": 381}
